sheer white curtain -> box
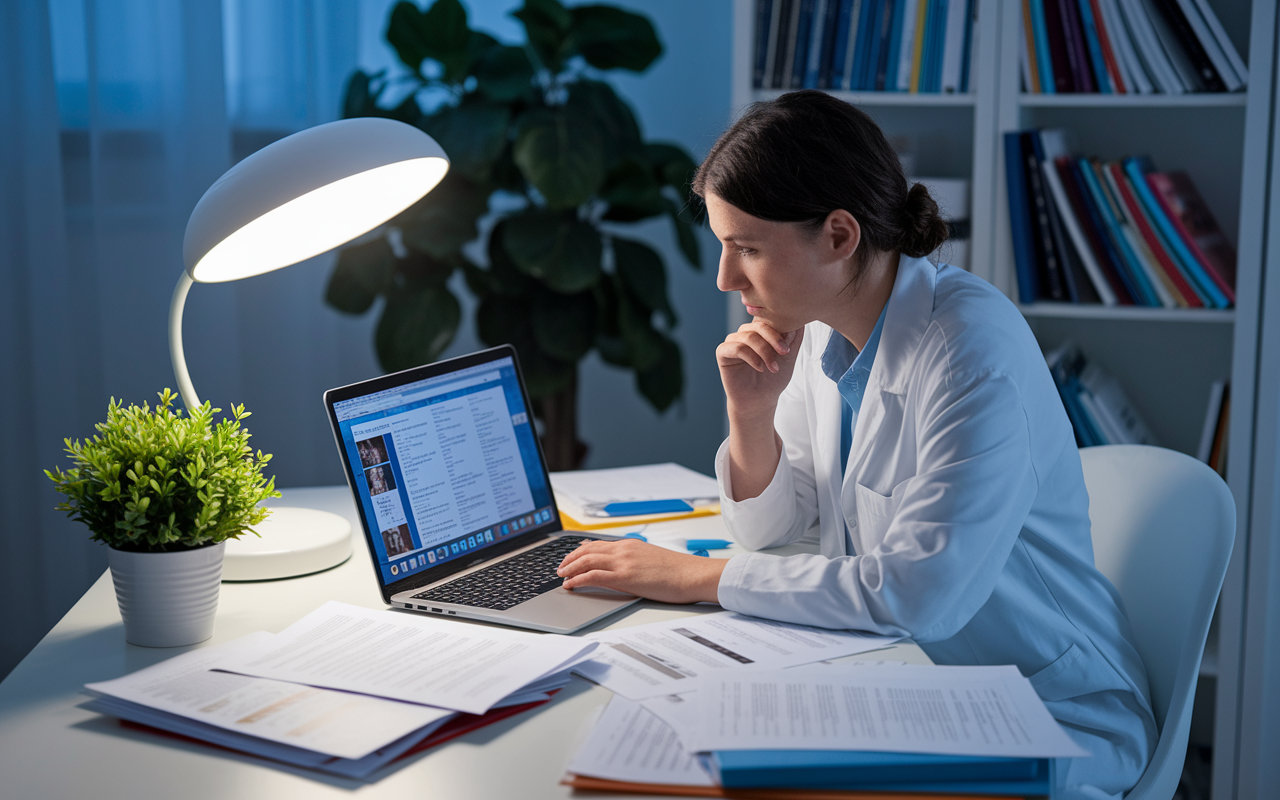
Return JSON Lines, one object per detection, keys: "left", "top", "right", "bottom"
{"left": 0, "top": 0, "right": 377, "bottom": 679}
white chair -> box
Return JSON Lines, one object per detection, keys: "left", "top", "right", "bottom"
{"left": 1079, "top": 445, "right": 1235, "bottom": 800}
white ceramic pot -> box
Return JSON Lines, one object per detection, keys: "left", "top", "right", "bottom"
{"left": 106, "top": 541, "right": 225, "bottom": 647}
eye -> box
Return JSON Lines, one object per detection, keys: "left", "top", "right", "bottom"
{"left": 736, "top": 247, "right": 754, "bottom": 257}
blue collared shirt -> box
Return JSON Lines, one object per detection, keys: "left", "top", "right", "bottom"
{"left": 819, "top": 306, "right": 887, "bottom": 477}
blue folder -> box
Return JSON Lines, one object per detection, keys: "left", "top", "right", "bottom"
{"left": 710, "top": 749, "right": 1051, "bottom": 794}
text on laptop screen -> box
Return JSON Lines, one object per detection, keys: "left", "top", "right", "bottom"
{"left": 331, "top": 357, "right": 554, "bottom": 585}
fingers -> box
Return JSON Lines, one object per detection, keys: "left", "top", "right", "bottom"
{"left": 736, "top": 321, "right": 793, "bottom": 355}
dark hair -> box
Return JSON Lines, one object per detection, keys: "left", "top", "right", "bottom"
{"left": 693, "top": 90, "right": 948, "bottom": 264}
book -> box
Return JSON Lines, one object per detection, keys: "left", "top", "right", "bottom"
{"left": 829, "top": 0, "right": 860, "bottom": 88}
{"left": 1106, "top": 161, "right": 1204, "bottom": 307}
{"left": 1146, "top": 171, "right": 1237, "bottom": 302}
{"left": 1081, "top": 158, "right": 1167, "bottom": 305}
{"left": 754, "top": 0, "right": 776, "bottom": 88}
{"left": 1099, "top": 0, "right": 1152, "bottom": 93}
{"left": 1173, "top": 0, "right": 1242, "bottom": 90}
{"left": 939, "top": 0, "right": 969, "bottom": 92}
{"left": 1042, "top": 0, "right": 1076, "bottom": 91}
{"left": 1037, "top": 130, "right": 1119, "bottom": 304}
{"left": 779, "top": 0, "right": 803, "bottom": 88}
{"left": 1151, "top": 0, "right": 1226, "bottom": 91}
{"left": 894, "top": 0, "right": 921, "bottom": 89}
{"left": 1124, "top": 157, "right": 1230, "bottom": 307}
{"left": 853, "top": 0, "right": 880, "bottom": 89}
{"left": 790, "top": 0, "right": 818, "bottom": 88}
{"left": 1078, "top": 359, "right": 1158, "bottom": 444}
{"left": 1099, "top": 162, "right": 1184, "bottom": 306}
{"left": 841, "top": 0, "right": 866, "bottom": 88}
{"left": 1076, "top": 0, "right": 1113, "bottom": 92}
{"left": 1197, "top": 380, "right": 1226, "bottom": 462}
{"left": 803, "top": 0, "right": 831, "bottom": 88}
{"left": 1059, "top": 0, "right": 1097, "bottom": 92}
{"left": 815, "top": 0, "right": 844, "bottom": 87}
{"left": 1062, "top": 157, "right": 1138, "bottom": 302}
{"left": 1143, "top": 0, "right": 1204, "bottom": 91}
{"left": 959, "top": 0, "right": 976, "bottom": 91}
{"left": 1004, "top": 132, "right": 1041, "bottom": 304}
{"left": 909, "top": 0, "right": 929, "bottom": 90}
{"left": 879, "top": 0, "right": 906, "bottom": 90}
{"left": 1088, "top": 0, "right": 1125, "bottom": 91}
{"left": 1190, "top": 0, "right": 1247, "bottom": 87}
{"left": 1116, "top": 0, "right": 1183, "bottom": 93}
{"left": 1022, "top": 132, "right": 1067, "bottom": 300}
{"left": 1021, "top": 0, "right": 1041, "bottom": 91}
{"left": 1029, "top": 0, "right": 1057, "bottom": 92}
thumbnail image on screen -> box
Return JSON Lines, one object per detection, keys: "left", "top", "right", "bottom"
{"left": 357, "top": 435, "right": 389, "bottom": 468}
{"left": 381, "top": 523, "right": 412, "bottom": 558}
{"left": 364, "top": 463, "right": 396, "bottom": 496}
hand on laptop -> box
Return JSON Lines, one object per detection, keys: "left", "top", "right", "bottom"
{"left": 557, "top": 539, "right": 726, "bottom": 605}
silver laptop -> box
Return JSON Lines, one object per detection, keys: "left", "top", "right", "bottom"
{"left": 324, "top": 345, "right": 640, "bottom": 634}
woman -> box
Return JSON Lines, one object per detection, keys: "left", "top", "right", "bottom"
{"left": 557, "top": 90, "right": 1155, "bottom": 798}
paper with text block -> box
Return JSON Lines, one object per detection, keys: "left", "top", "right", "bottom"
{"left": 688, "top": 664, "right": 1090, "bottom": 759}
{"left": 567, "top": 695, "right": 714, "bottom": 786}
{"left": 84, "top": 632, "right": 454, "bottom": 760}
{"left": 574, "top": 611, "right": 899, "bottom": 699}
{"left": 217, "top": 601, "right": 596, "bottom": 715}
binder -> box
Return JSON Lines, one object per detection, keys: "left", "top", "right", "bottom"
{"left": 710, "top": 750, "right": 1051, "bottom": 794}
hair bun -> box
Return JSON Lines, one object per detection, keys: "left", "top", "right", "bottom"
{"left": 900, "top": 183, "right": 949, "bottom": 258}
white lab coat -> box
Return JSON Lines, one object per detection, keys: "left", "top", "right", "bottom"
{"left": 715, "top": 255, "right": 1156, "bottom": 798}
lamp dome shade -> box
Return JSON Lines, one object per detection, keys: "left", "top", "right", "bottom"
{"left": 183, "top": 118, "right": 449, "bottom": 283}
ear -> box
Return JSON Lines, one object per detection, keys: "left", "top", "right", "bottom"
{"left": 825, "top": 209, "right": 861, "bottom": 261}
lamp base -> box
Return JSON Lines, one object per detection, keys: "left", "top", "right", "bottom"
{"left": 223, "top": 507, "right": 352, "bottom": 581}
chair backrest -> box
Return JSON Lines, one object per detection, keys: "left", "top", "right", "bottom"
{"left": 1079, "top": 445, "right": 1235, "bottom": 798}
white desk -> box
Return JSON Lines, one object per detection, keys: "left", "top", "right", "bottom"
{"left": 0, "top": 486, "right": 929, "bottom": 799}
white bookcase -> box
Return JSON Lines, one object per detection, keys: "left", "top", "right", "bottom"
{"left": 730, "top": 1, "right": 1276, "bottom": 795}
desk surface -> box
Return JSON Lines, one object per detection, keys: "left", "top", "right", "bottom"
{"left": 0, "top": 486, "right": 929, "bottom": 799}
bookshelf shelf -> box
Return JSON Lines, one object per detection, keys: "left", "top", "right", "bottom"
{"left": 1018, "top": 93, "right": 1249, "bottom": 108}
{"left": 753, "top": 89, "right": 976, "bottom": 107}
{"left": 1018, "top": 303, "right": 1236, "bottom": 323}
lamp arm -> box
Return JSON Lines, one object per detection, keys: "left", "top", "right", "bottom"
{"left": 168, "top": 270, "right": 202, "bottom": 412}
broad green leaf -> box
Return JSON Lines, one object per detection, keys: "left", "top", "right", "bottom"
{"left": 612, "top": 236, "right": 675, "bottom": 325}
{"left": 394, "top": 250, "right": 455, "bottom": 286}
{"left": 420, "top": 0, "right": 472, "bottom": 81}
{"left": 521, "top": 344, "right": 577, "bottom": 399}
{"left": 531, "top": 288, "right": 596, "bottom": 362}
{"left": 397, "top": 173, "right": 490, "bottom": 259}
{"left": 566, "top": 80, "right": 642, "bottom": 167}
{"left": 472, "top": 44, "right": 535, "bottom": 102}
{"left": 644, "top": 142, "right": 698, "bottom": 190}
{"left": 504, "top": 209, "right": 602, "bottom": 293}
{"left": 600, "top": 158, "right": 666, "bottom": 222}
{"left": 664, "top": 197, "right": 702, "bottom": 269}
{"left": 375, "top": 282, "right": 461, "bottom": 373}
{"left": 342, "top": 70, "right": 383, "bottom": 119}
{"left": 566, "top": 6, "right": 662, "bottom": 73}
{"left": 485, "top": 220, "right": 535, "bottom": 295}
{"left": 421, "top": 101, "right": 510, "bottom": 183}
{"left": 614, "top": 274, "right": 664, "bottom": 371}
{"left": 386, "top": 1, "right": 432, "bottom": 75}
{"left": 476, "top": 293, "right": 531, "bottom": 348}
{"left": 326, "top": 237, "right": 395, "bottom": 314}
{"left": 591, "top": 279, "right": 628, "bottom": 366}
{"left": 511, "top": 0, "right": 572, "bottom": 73}
{"left": 635, "top": 332, "right": 683, "bottom": 412}
{"left": 513, "top": 107, "right": 606, "bottom": 209}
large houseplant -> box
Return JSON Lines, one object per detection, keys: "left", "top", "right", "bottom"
{"left": 46, "top": 389, "right": 280, "bottom": 646}
{"left": 326, "top": 0, "right": 702, "bottom": 470}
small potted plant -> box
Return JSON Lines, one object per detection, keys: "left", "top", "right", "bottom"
{"left": 46, "top": 389, "right": 280, "bottom": 647}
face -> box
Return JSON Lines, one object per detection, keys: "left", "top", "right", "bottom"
{"left": 707, "top": 192, "right": 860, "bottom": 333}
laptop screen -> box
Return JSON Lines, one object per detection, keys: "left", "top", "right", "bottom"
{"left": 330, "top": 353, "right": 556, "bottom": 586}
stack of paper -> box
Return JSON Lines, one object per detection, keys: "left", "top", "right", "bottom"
{"left": 83, "top": 602, "right": 597, "bottom": 778}
{"left": 565, "top": 664, "right": 1089, "bottom": 795}
{"left": 552, "top": 463, "right": 721, "bottom": 530}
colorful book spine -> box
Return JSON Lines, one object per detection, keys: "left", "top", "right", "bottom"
{"left": 1107, "top": 162, "right": 1204, "bottom": 307}
{"left": 753, "top": 0, "right": 776, "bottom": 88}
{"left": 1076, "top": 158, "right": 1159, "bottom": 304}
{"left": 1004, "top": 132, "right": 1041, "bottom": 304}
{"left": 1076, "top": 0, "right": 1112, "bottom": 92}
{"left": 828, "top": 0, "right": 858, "bottom": 89}
{"left": 1146, "top": 171, "right": 1237, "bottom": 302}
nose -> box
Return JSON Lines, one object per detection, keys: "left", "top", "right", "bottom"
{"left": 717, "top": 250, "right": 747, "bottom": 293}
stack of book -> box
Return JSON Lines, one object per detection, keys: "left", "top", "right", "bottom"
{"left": 1020, "top": 0, "right": 1246, "bottom": 93}
{"left": 1047, "top": 343, "right": 1158, "bottom": 448}
{"left": 1198, "top": 380, "right": 1229, "bottom": 477}
{"left": 1004, "top": 128, "right": 1236, "bottom": 308}
{"left": 752, "top": 0, "right": 977, "bottom": 93}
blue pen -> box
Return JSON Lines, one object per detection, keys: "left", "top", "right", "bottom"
{"left": 686, "top": 539, "right": 732, "bottom": 551}
{"left": 622, "top": 532, "right": 648, "bottom": 542}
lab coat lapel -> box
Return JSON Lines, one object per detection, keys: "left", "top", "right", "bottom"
{"left": 808, "top": 325, "right": 848, "bottom": 558}
{"left": 844, "top": 255, "right": 938, "bottom": 494}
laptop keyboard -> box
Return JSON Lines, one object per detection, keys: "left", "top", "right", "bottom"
{"left": 411, "top": 536, "right": 591, "bottom": 611}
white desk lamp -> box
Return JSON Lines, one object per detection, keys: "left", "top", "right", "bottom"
{"left": 171, "top": 118, "right": 450, "bottom": 580}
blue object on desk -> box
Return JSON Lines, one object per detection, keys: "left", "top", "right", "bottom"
{"left": 710, "top": 750, "right": 1049, "bottom": 793}
{"left": 601, "top": 499, "right": 693, "bottom": 516}
{"left": 691, "top": 549, "right": 709, "bottom": 558}
{"left": 685, "top": 539, "right": 732, "bottom": 551}
{"left": 621, "top": 532, "right": 648, "bottom": 542}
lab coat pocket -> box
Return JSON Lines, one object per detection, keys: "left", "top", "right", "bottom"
{"left": 854, "top": 481, "right": 900, "bottom": 543}
{"left": 1026, "top": 643, "right": 1085, "bottom": 702}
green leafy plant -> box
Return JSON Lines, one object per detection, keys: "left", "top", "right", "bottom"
{"left": 328, "top": 0, "right": 703, "bottom": 469}
{"left": 45, "top": 389, "right": 281, "bottom": 553}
